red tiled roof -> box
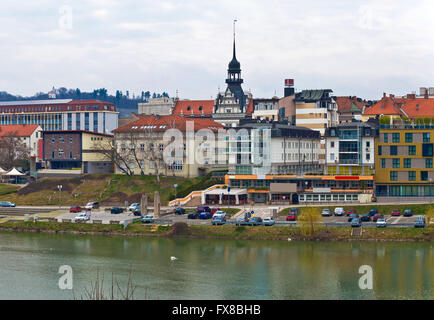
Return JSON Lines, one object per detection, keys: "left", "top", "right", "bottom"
{"left": 363, "top": 96, "right": 404, "bottom": 116}
{"left": 113, "top": 115, "right": 224, "bottom": 133}
{"left": 173, "top": 100, "right": 215, "bottom": 115}
{"left": 335, "top": 96, "right": 365, "bottom": 113}
{"left": 0, "top": 124, "right": 40, "bottom": 137}
{"left": 402, "top": 98, "right": 434, "bottom": 118}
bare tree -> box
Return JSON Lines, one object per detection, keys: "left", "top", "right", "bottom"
{"left": 0, "top": 131, "right": 30, "bottom": 169}
{"left": 93, "top": 137, "right": 134, "bottom": 176}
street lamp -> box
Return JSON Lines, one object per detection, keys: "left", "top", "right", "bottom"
{"left": 174, "top": 184, "right": 178, "bottom": 200}
{"left": 57, "top": 185, "right": 62, "bottom": 208}
{"left": 430, "top": 178, "right": 432, "bottom": 204}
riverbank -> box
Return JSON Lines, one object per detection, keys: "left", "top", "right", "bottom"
{"left": 0, "top": 221, "right": 432, "bottom": 242}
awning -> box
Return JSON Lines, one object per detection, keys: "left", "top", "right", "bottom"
{"left": 4, "top": 167, "right": 25, "bottom": 176}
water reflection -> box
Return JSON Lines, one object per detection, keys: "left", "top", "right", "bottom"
{"left": 0, "top": 232, "right": 432, "bottom": 300}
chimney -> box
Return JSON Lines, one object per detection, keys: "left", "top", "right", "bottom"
{"left": 383, "top": 92, "right": 387, "bottom": 98}
{"left": 155, "top": 114, "right": 160, "bottom": 120}
{"left": 424, "top": 93, "right": 429, "bottom": 100}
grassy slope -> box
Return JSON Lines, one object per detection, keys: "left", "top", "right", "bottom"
{"left": 280, "top": 204, "right": 434, "bottom": 216}
{"left": 0, "top": 173, "right": 213, "bottom": 206}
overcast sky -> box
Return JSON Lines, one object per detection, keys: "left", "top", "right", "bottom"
{"left": 1, "top": 0, "right": 434, "bottom": 100}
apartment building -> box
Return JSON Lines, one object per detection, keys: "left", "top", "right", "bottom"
{"left": 375, "top": 123, "right": 434, "bottom": 198}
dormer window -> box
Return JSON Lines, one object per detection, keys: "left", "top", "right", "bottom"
{"left": 187, "top": 106, "right": 191, "bottom": 111}
{"left": 199, "top": 106, "right": 203, "bottom": 111}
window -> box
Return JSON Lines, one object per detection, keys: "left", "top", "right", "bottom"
{"left": 140, "top": 144, "right": 145, "bottom": 152}
{"left": 408, "top": 171, "right": 416, "bottom": 181}
{"left": 392, "top": 158, "right": 400, "bottom": 168}
{"left": 51, "top": 137, "right": 55, "bottom": 143}
{"left": 422, "top": 143, "right": 433, "bottom": 157}
{"left": 423, "top": 132, "right": 431, "bottom": 143}
{"left": 390, "top": 146, "right": 398, "bottom": 155}
{"left": 392, "top": 133, "right": 400, "bottom": 143}
{"left": 52, "top": 151, "right": 55, "bottom": 159}
{"left": 378, "top": 146, "right": 382, "bottom": 156}
{"left": 330, "top": 153, "right": 335, "bottom": 161}
{"left": 69, "top": 136, "right": 73, "bottom": 143}
{"left": 69, "top": 151, "right": 73, "bottom": 159}
{"left": 426, "top": 158, "right": 433, "bottom": 168}
{"left": 381, "top": 159, "right": 386, "bottom": 168}
{"left": 366, "top": 141, "right": 370, "bottom": 148}
{"left": 409, "top": 145, "right": 416, "bottom": 155}
{"left": 405, "top": 133, "right": 413, "bottom": 143}
{"left": 404, "top": 158, "right": 411, "bottom": 168}
{"left": 383, "top": 133, "right": 388, "bottom": 143}
{"left": 366, "top": 153, "right": 370, "bottom": 161}
{"left": 330, "top": 141, "right": 335, "bottom": 148}
{"left": 421, "top": 171, "right": 428, "bottom": 181}
{"left": 390, "top": 171, "right": 398, "bottom": 181}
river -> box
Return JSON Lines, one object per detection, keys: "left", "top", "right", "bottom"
{"left": 0, "top": 232, "right": 432, "bottom": 300}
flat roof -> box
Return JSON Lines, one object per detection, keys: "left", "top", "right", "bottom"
{"left": 0, "top": 99, "right": 73, "bottom": 106}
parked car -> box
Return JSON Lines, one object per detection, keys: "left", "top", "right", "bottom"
{"left": 334, "top": 207, "right": 345, "bottom": 216}
{"left": 391, "top": 209, "right": 401, "bottom": 216}
{"left": 403, "top": 209, "right": 413, "bottom": 217}
{"left": 174, "top": 207, "right": 186, "bottom": 215}
{"left": 321, "top": 209, "right": 332, "bottom": 217}
{"left": 286, "top": 213, "right": 297, "bottom": 221}
{"left": 133, "top": 208, "right": 142, "bottom": 216}
{"left": 110, "top": 206, "right": 124, "bottom": 214}
{"left": 212, "top": 215, "right": 226, "bottom": 225}
{"left": 85, "top": 201, "right": 99, "bottom": 210}
{"left": 414, "top": 216, "right": 426, "bottom": 228}
{"left": 213, "top": 210, "right": 226, "bottom": 218}
{"left": 74, "top": 212, "right": 90, "bottom": 222}
{"left": 236, "top": 216, "right": 248, "bottom": 226}
{"left": 0, "top": 201, "right": 16, "bottom": 207}
{"left": 199, "top": 211, "right": 212, "bottom": 219}
{"left": 249, "top": 217, "right": 263, "bottom": 226}
{"left": 372, "top": 213, "right": 384, "bottom": 222}
{"left": 128, "top": 203, "right": 140, "bottom": 212}
{"left": 369, "top": 209, "right": 378, "bottom": 216}
{"left": 69, "top": 205, "right": 82, "bottom": 213}
{"left": 360, "top": 214, "right": 371, "bottom": 222}
{"left": 188, "top": 211, "right": 201, "bottom": 219}
{"left": 346, "top": 208, "right": 356, "bottom": 216}
{"left": 376, "top": 218, "right": 387, "bottom": 228}
{"left": 142, "top": 215, "right": 155, "bottom": 223}
{"left": 263, "top": 217, "right": 275, "bottom": 226}
{"left": 347, "top": 213, "right": 359, "bottom": 222}
{"left": 210, "top": 208, "right": 218, "bottom": 215}
{"left": 197, "top": 206, "right": 211, "bottom": 213}
{"left": 351, "top": 218, "right": 362, "bottom": 228}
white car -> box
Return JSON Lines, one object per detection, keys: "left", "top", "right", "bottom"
{"left": 129, "top": 203, "right": 140, "bottom": 211}
{"left": 334, "top": 207, "right": 345, "bottom": 216}
{"left": 213, "top": 210, "right": 226, "bottom": 218}
{"left": 74, "top": 212, "right": 90, "bottom": 222}
{"left": 321, "top": 209, "right": 332, "bottom": 217}
{"left": 142, "top": 215, "right": 155, "bottom": 223}
{"left": 85, "top": 201, "right": 99, "bottom": 210}
{"left": 263, "top": 217, "right": 275, "bottom": 226}
{"left": 376, "top": 218, "right": 387, "bottom": 228}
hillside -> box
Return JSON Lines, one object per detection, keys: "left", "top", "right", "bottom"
{"left": 0, "top": 173, "right": 217, "bottom": 206}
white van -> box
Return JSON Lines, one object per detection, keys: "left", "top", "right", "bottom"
{"left": 334, "top": 207, "right": 345, "bottom": 216}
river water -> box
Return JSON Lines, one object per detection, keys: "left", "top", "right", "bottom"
{"left": 0, "top": 232, "right": 432, "bottom": 300}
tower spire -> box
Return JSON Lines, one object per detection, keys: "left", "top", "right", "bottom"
{"left": 233, "top": 19, "right": 237, "bottom": 59}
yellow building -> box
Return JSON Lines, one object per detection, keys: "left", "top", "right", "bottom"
{"left": 375, "top": 125, "right": 434, "bottom": 197}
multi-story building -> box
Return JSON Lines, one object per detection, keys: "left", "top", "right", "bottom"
{"left": 138, "top": 97, "right": 176, "bottom": 115}
{"left": 0, "top": 99, "right": 118, "bottom": 134}
{"left": 375, "top": 122, "right": 434, "bottom": 198}
{"left": 335, "top": 96, "right": 367, "bottom": 123}
{"left": 251, "top": 98, "right": 281, "bottom": 121}
{"left": 112, "top": 115, "right": 226, "bottom": 178}
{"left": 42, "top": 130, "right": 114, "bottom": 174}
{"left": 325, "top": 121, "right": 377, "bottom": 176}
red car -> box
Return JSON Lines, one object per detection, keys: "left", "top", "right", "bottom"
{"left": 286, "top": 213, "right": 297, "bottom": 221}
{"left": 210, "top": 208, "right": 218, "bottom": 215}
{"left": 373, "top": 214, "right": 384, "bottom": 222}
{"left": 70, "top": 206, "right": 82, "bottom": 213}
{"left": 346, "top": 209, "right": 356, "bottom": 216}
{"left": 391, "top": 209, "right": 401, "bottom": 216}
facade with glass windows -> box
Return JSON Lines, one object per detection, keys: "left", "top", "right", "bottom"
{"left": 375, "top": 125, "right": 434, "bottom": 197}
{"left": 0, "top": 99, "right": 118, "bottom": 134}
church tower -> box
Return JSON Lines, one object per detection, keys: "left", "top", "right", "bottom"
{"left": 213, "top": 20, "right": 251, "bottom": 127}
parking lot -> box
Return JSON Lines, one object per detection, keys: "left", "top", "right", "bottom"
{"left": 57, "top": 209, "right": 137, "bottom": 224}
